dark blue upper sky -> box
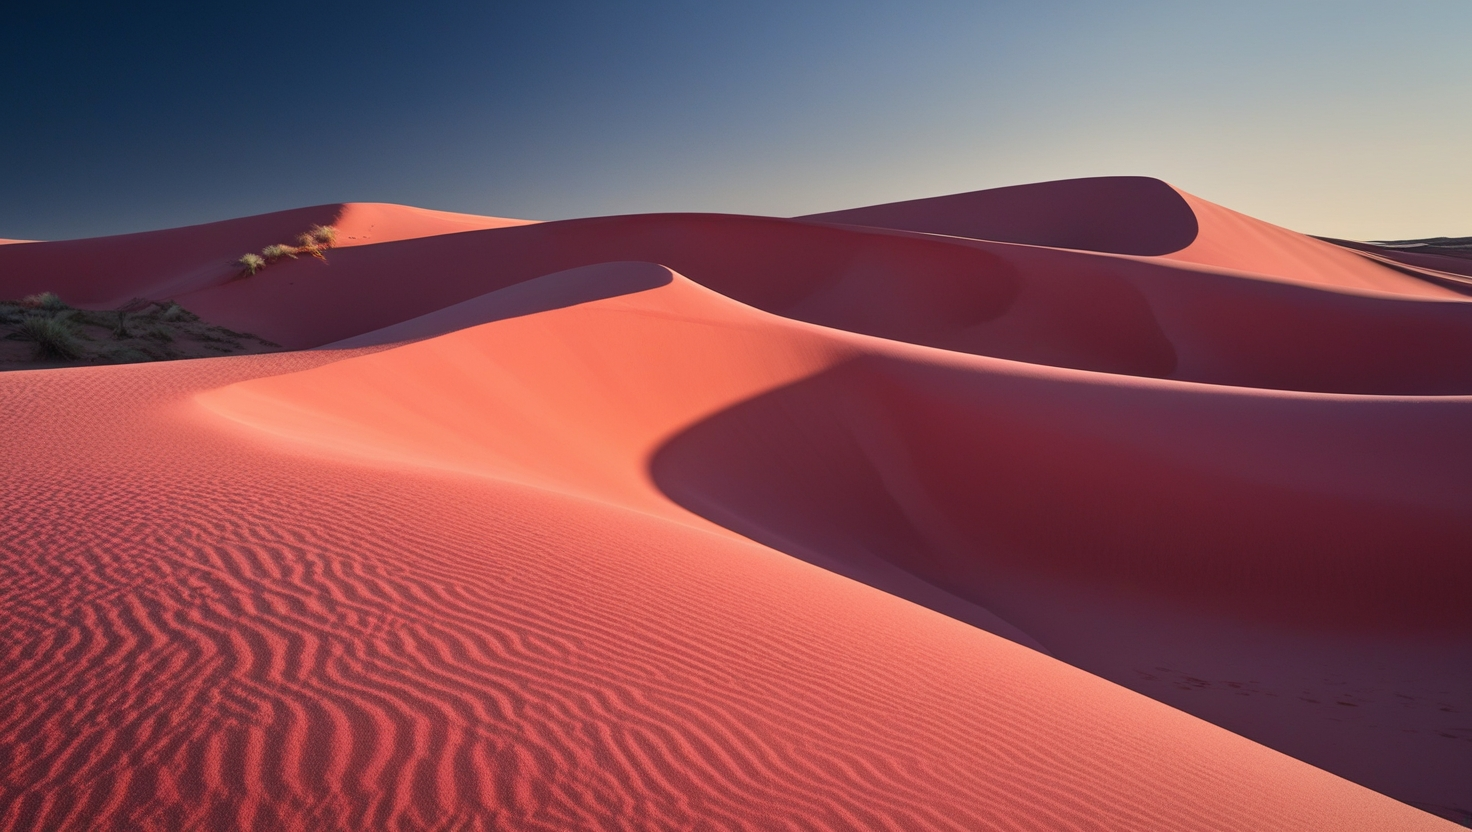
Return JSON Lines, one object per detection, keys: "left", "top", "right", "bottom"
{"left": 4, "top": 1, "right": 1468, "bottom": 240}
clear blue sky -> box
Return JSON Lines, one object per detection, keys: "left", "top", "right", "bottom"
{"left": 3, "top": 1, "right": 1468, "bottom": 241}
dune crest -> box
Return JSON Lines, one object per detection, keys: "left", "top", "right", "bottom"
{"left": 801, "top": 175, "right": 1202, "bottom": 256}
{"left": 0, "top": 202, "right": 533, "bottom": 307}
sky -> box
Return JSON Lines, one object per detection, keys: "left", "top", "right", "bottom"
{"left": 3, "top": 0, "right": 1469, "bottom": 241}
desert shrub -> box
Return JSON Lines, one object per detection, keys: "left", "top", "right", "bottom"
{"left": 236, "top": 225, "right": 337, "bottom": 275}
{"left": 296, "top": 224, "right": 337, "bottom": 259}
{"left": 237, "top": 252, "right": 266, "bottom": 275}
{"left": 305, "top": 224, "right": 337, "bottom": 247}
{"left": 144, "top": 325, "right": 173, "bottom": 343}
{"left": 20, "top": 292, "right": 67, "bottom": 311}
{"left": 260, "top": 243, "right": 299, "bottom": 261}
{"left": 113, "top": 311, "right": 132, "bottom": 337}
{"left": 17, "top": 315, "right": 82, "bottom": 359}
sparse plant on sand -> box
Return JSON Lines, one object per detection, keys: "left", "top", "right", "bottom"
{"left": 294, "top": 243, "right": 327, "bottom": 261}
{"left": 235, "top": 224, "right": 338, "bottom": 276}
{"left": 260, "top": 243, "right": 299, "bottom": 262}
{"left": 302, "top": 224, "right": 337, "bottom": 247}
{"left": 20, "top": 292, "right": 68, "bottom": 311}
{"left": 237, "top": 252, "right": 267, "bottom": 276}
{"left": 17, "top": 314, "right": 82, "bottom": 360}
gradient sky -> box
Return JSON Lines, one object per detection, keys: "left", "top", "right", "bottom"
{"left": 4, "top": 0, "right": 1468, "bottom": 241}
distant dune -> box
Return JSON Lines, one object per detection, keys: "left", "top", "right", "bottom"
{"left": 1, "top": 178, "right": 1467, "bottom": 829}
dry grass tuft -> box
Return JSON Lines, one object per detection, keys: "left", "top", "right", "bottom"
{"left": 304, "top": 224, "right": 338, "bottom": 247}
{"left": 237, "top": 252, "right": 267, "bottom": 275}
{"left": 260, "top": 243, "right": 299, "bottom": 262}
{"left": 236, "top": 224, "right": 338, "bottom": 275}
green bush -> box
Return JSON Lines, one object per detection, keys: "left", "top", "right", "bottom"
{"left": 18, "top": 315, "right": 82, "bottom": 360}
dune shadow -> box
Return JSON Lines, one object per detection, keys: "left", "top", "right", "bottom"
{"left": 324, "top": 261, "right": 675, "bottom": 348}
{"left": 800, "top": 176, "right": 1201, "bottom": 256}
{"left": 650, "top": 354, "right": 1472, "bottom": 637}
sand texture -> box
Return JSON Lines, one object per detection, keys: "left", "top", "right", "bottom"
{"left": 1, "top": 177, "right": 1466, "bottom": 830}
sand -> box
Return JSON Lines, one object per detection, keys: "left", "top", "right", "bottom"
{"left": 1, "top": 178, "right": 1466, "bottom": 830}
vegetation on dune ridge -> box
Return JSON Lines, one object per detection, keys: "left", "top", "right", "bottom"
{"left": 0, "top": 293, "right": 281, "bottom": 368}
{"left": 237, "top": 252, "right": 266, "bottom": 275}
{"left": 302, "top": 224, "right": 337, "bottom": 247}
{"left": 237, "top": 223, "right": 338, "bottom": 276}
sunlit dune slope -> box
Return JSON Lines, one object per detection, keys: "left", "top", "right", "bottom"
{"left": 2, "top": 179, "right": 1469, "bottom": 828}
{"left": 0, "top": 268, "right": 1437, "bottom": 830}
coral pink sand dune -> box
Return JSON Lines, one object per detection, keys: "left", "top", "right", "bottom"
{"left": 2, "top": 179, "right": 1468, "bottom": 829}
{"left": 0, "top": 202, "right": 533, "bottom": 306}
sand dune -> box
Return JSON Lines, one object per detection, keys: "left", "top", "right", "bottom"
{"left": 1, "top": 179, "right": 1467, "bottom": 829}
{"left": 0, "top": 202, "right": 532, "bottom": 307}
{"left": 87, "top": 205, "right": 1456, "bottom": 396}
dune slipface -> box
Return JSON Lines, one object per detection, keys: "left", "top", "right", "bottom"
{"left": 1, "top": 179, "right": 1467, "bottom": 830}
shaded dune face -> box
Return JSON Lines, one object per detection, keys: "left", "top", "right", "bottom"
{"left": 800, "top": 175, "right": 1202, "bottom": 256}
{"left": 651, "top": 356, "right": 1472, "bottom": 633}
{"left": 4, "top": 178, "right": 1472, "bottom": 829}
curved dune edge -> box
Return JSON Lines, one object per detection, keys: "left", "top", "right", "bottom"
{"left": 197, "top": 265, "right": 1470, "bottom": 822}
{"left": 801, "top": 175, "right": 1203, "bottom": 256}
{"left": 1160, "top": 189, "right": 1458, "bottom": 297}
{"left": 804, "top": 176, "right": 1461, "bottom": 299}
{"left": 157, "top": 210, "right": 1472, "bottom": 396}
